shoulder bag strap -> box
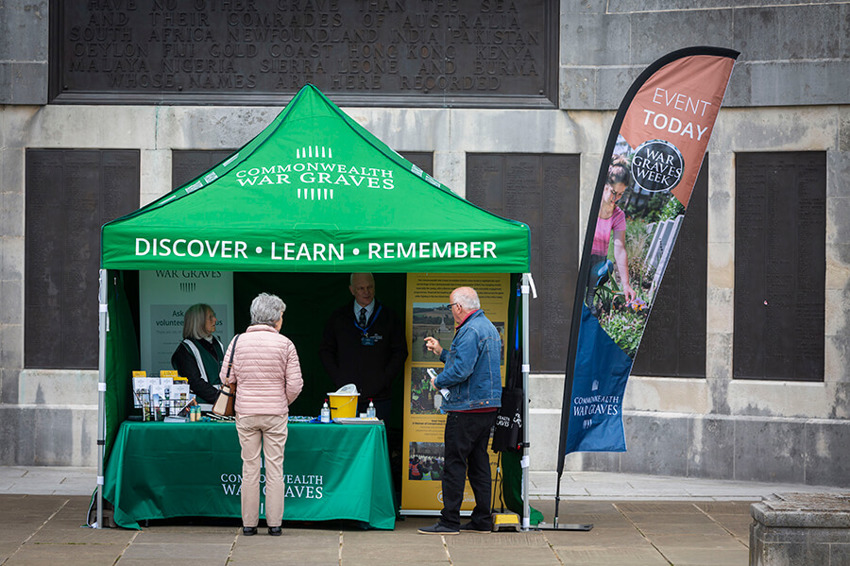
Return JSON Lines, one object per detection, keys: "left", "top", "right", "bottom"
{"left": 225, "top": 334, "right": 241, "bottom": 382}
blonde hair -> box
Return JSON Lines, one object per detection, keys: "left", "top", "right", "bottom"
{"left": 183, "top": 304, "right": 214, "bottom": 339}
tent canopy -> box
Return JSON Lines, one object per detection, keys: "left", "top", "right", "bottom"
{"left": 102, "top": 84, "right": 530, "bottom": 273}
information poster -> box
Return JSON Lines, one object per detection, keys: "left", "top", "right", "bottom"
{"left": 401, "top": 273, "right": 509, "bottom": 512}
{"left": 139, "top": 270, "right": 234, "bottom": 375}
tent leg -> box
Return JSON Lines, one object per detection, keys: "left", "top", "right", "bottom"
{"left": 96, "top": 269, "right": 107, "bottom": 529}
{"left": 526, "top": 271, "right": 592, "bottom": 532}
{"left": 520, "top": 274, "right": 531, "bottom": 531}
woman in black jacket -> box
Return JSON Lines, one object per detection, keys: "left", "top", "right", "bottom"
{"left": 171, "top": 303, "right": 224, "bottom": 404}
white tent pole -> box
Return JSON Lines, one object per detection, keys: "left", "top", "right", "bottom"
{"left": 520, "top": 274, "right": 531, "bottom": 529}
{"left": 96, "top": 269, "right": 108, "bottom": 529}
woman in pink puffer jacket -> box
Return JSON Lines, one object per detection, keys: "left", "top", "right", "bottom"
{"left": 220, "top": 292, "right": 303, "bottom": 537}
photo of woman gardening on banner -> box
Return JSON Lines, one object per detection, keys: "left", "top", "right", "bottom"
{"left": 584, "top": 156, "right": 636, "bottom": 318}
{"left": 585, "top": 136, "right": 687, "bottom": 358}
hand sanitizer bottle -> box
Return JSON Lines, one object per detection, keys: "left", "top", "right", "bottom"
{"left": 366, "top": 399, "right": 376, "bottom": 419}
{"left": 321, "top": 399, "right": 331, "bottom": 423}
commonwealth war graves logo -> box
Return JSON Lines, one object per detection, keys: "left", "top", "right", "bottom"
{"left": 234, "top": 146, "right": 395, "bottom": 200}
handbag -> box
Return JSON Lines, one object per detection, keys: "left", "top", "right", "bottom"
{"left": 212, "top": 334, "right": 240, "bottom": 417}
{"left": 492, "top": 285, "right": 524, "bottom": 453}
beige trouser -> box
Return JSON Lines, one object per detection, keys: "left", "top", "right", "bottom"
{"left": 235, "top": 414, "right": 288, "bottom": 528}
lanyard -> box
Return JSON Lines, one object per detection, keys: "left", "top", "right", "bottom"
{"left": 353, "top": 304, "right": 382, "bottom": 335}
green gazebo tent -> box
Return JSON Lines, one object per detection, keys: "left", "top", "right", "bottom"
{"left": 96, "top": 84, "right": 535, "bottom": 527}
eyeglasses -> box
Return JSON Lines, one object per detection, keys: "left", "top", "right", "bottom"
{"left": 447, "top": 303, "right": 458, "bottom": 309}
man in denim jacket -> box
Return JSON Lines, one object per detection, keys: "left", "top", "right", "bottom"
{"left": 418, "top": 286, "right": 502, "bottom": 535}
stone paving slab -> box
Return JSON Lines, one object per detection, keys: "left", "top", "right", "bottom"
{"left": 551, "top": 546, "right": 672, "bottom": 565}
{"left": 658, "top": 546, "right": 750, "bottom": 566}
{"left": 543, "top": 525, "right": 649, "bottom": 545}
{"left": 228, "top": 531, "right": 341, "bottom": 566}
{"left": 3, "top": 541, "right": 129, "bottom": 566}
{"left": 119, "top": 540, "right": 235, "bottom": 561}
{"left": 702, "top": 515, "right": 752, "bottom": 540}
{"left": 340, "top": 541, "right": 450, "bottom": 565}
{"left": 649, "top": 532, "right": 749, "bottom": 549}
{"left": 0, "top": 542, "right": 19, "bottom": 564}
{"left": 448, "top": 544, "right": 562, "bottom": 565}
{"left": 0, "top": 492, "right": 764, "bottom": 566}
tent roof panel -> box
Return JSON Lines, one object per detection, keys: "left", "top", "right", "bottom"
{"left": 102, "top": 85, "right": 530, "bottom": 273}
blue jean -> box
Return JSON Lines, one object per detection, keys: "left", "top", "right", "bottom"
{"left": 439, "top": 411, "right": 497, "bottom": 529}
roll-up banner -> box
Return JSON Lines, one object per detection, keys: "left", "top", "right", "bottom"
{"left": 558, "top": 47, "right": 739, "bottom": 460}
{"left": 401, "top": 273, "right": 509, "bottom": 512}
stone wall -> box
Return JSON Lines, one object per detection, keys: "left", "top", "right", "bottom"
{"left": 0, "top": 1, "right": 848, "bottom": 485}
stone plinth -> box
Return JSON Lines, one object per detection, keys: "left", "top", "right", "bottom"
{"left": 750, "top": 493, "right": 850, "bottom": 565}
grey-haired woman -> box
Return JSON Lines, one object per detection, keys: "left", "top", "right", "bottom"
{"left": 220, "top": 293, "right": 303, "bottom": 536}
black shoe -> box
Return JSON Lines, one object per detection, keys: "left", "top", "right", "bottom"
{"left": 242, "top": 526, "right": 257, "bottom": 536}
{"left": 460, "top": 521, "right": 492, "bottom": 533}
{"left": 268, "top": 526, "right": 282, "bottom": 536}
{"left": 417, "top": 522, "right": 459, "bottom": 535}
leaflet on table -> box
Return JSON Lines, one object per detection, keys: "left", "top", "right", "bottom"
{"left": 131, "top": 375, "right": 195, "bottom": 417}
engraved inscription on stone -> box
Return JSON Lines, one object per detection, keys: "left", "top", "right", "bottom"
{"left": 632, "top": 157, "right": 708, "bottom": 378}
{"left": 467, "top": 153, "right": 579, "bottom": 372}
{"left": 54, "top": 0, "right": 555, "bottom": 105}
{"left": 25, "top": 150, "right": 140, "bottom": 369}
{"left": 733, "top": 152, "right": 825, "bottom": 381}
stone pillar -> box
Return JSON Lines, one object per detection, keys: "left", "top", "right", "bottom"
{"left": 750, "top": 493, "right": 850, "bottom": 565}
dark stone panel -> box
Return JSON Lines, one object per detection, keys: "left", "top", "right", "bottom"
{"left": 398, "top": 151, "right": 433, "bottom": 178}
{"left": 686, "top": 416, "right": 735, "bottom": 480}
{"left": 24, "top": 149, "right": 140, "bottom": 370}
{"left": 50, "top": 0, "right": 558, "bottom": 108}
{"left": 465, "top": 153, "right": 580, "bottom": 372}
{"left": 172, "top": 149, "right": 235, "bottom": 190}
{"left": 633, "top": 157, "right": 707, "bottom": 377}
{"left": 734, "top": 152, "right": 825, "bottom": 382}
{"left": 733, "top": 418, "right": 806, "bottom": 483}
{"left": 619, "top": 413, "right": 689, "bottom": 476}
{"left": 803, "top": 421, "right": 850, "bottom": 487}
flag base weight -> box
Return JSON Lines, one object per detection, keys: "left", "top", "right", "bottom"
{"left": 535, "top": 521, "right": 593, "bottom": 531}
{"left": 491, "top": 512, "right": 521, "bottom": 532}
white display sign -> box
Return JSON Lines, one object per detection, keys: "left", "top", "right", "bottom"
{"left": 139, "top": 270, "right": 234, "bottom": 375}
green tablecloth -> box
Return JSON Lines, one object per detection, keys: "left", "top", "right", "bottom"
{"left": 103, "top": 420, "right": 395, "bottom": 530}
